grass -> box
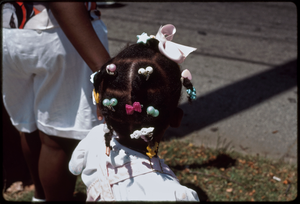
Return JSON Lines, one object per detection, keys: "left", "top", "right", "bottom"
{"left": 3, "top": 139, "right": 298, "bottom": 202}
{"left": 158, "top": 139, "right": 298, "bottom": 202}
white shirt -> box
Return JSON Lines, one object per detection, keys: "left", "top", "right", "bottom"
{"left": 69, "top": 124, "right": 200, "bottom": 201}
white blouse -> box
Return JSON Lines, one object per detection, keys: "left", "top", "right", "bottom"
{"left": 69, "top": 124, "right": 199, "bottom": 202}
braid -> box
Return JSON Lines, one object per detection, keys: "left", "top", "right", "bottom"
{"left": 104, "top": 123, "right": 113, "bottom": 149}
{"left": 182, "top": 78, "right": 195, "bottom": 103}
{"left": 93, "top": 68, "right": 105, "bottom": 93}
{"left": 182, "top": 78, "right": 193, "bottom": 90}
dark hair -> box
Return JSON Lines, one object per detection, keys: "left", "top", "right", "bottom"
{"left": 93, "top": 39, "right": 194, "bottom": 152}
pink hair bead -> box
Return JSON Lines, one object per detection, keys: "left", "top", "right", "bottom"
{"left": 106, "top": 64, "right": 117, "bottom": 75}
{"left": 181, "top": 69, "right": 192, "bottom": 80}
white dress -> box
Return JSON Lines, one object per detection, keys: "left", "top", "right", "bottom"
{"left": 69, "top": 124, "right": 200, "bottom": 201}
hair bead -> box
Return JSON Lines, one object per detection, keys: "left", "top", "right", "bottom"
{"left": 186, "top": 87, "right": 197, "bottom": 101}
{"left": 138, "top": 66, "right": 153, "bottom": 81}
{"left": 106, "top": 64, "right": 117, "bottom": 75}
{"left": 147, "top": 106, "right": 159, "bottom": 117}
{"left": 110, "top": 98, "right": 118, "bottom": 106}
{"left": 103, "top": 99, "right": 110, "bottom": 106}
{"left": 103, "top": 98, "right": 118, "bottom": 111}
{"left": 181, "top": 69, "right": 192, "bottom": 81}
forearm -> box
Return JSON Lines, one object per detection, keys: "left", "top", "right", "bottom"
{"left": 49, "top": 2, "right": 110, "bottom": 72}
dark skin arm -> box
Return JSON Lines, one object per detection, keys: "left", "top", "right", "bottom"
{"left": 49, "top": 2, "right": 110, "bottom": 72}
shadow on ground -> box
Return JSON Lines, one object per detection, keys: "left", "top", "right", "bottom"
{"left": 169, "top": 153, "right": 237, "bottom": 202}
{"left": 164, "top": 59, "right": 297, "bottom": 140}
{"left": 170, "top": 153, "right": 237, "bottom": 171}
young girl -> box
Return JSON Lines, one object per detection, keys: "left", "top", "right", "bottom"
{"left": 69, "top": 24, "right": 199, "bottom": 201}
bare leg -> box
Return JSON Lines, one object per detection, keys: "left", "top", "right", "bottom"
{"left": 20, "top": 131, "right": 45, "bottom": 199}
{"left": 38, "top": 131, "right": 79, "bottom": 201}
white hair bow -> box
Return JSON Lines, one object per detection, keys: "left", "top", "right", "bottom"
{"left": 155, "top": 24, "right": 197, "bottom": 64}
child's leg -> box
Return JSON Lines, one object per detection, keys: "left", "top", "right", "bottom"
{"left": 20, "top": 131, "right": 45, "bottom": 199}
{"left": 38, "top": 131, "right": 79, "bottom": 201}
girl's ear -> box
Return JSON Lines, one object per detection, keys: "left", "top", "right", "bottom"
{"left": 170, "top": 107, "right": 183, "bottom": 128}
{"left": 97, "top": 105, "right": 104, "bottom": 121}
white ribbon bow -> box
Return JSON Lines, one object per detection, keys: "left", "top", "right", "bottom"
{"left": 155, "top": 24, "right": 197, "bottom": 64}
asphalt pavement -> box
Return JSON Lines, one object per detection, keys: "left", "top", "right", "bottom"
{"left": 98, "top": 2, "right": 297, "bottom": 163}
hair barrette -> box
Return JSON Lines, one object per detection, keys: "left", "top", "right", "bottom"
{"left": 90, "top": 72, "right": 97, "bottom": 84}
{"left": 147, "top": 106, "right": 159, "bottom": 117}
{"left": 146, "top": 142, "right": 159, "bottom": 159}
{"left": 138, "top": 66, "right": 153, "bottom": 81}
{"left": 103, "top": 98, "right": 118, "bottom": 111}
{"left": 137, "top": 32, "right": 151, "bottom": 44}
{"left": 106, "top": 64, "right": 117, "bottom": 75}
{"left": 92, "top": 89, "right": 100, "bottom": 105}
{"left": 130, "top": 127, "right": 154, "bottom": 142}
{"left": 126, "top": 102, "right": 143, "bottom": 115}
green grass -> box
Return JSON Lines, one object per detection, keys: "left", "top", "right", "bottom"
{"left": 3, "top": 139, "right": 297, "bottom": 202}
{"left": 158, "top": 140, "right": 297, "bottom": 202}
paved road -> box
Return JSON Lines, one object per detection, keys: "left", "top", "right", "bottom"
{"left": 98, "top": 2, "right": 297, "bottom": 163}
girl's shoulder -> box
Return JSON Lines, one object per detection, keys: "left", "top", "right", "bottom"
{"left": 84, "top": 123, "right": 106, "bottom": 142}
{"left": 75, "top": 124, "right": 107, "bottom": 154}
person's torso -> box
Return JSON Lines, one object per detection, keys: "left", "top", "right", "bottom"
{"left": 2, "top": 2, "right": 100, "bottom": 29}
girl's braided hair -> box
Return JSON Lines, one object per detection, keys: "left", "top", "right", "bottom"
{"left": 93, "top": 38, "right": 194, "bottom": 153}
